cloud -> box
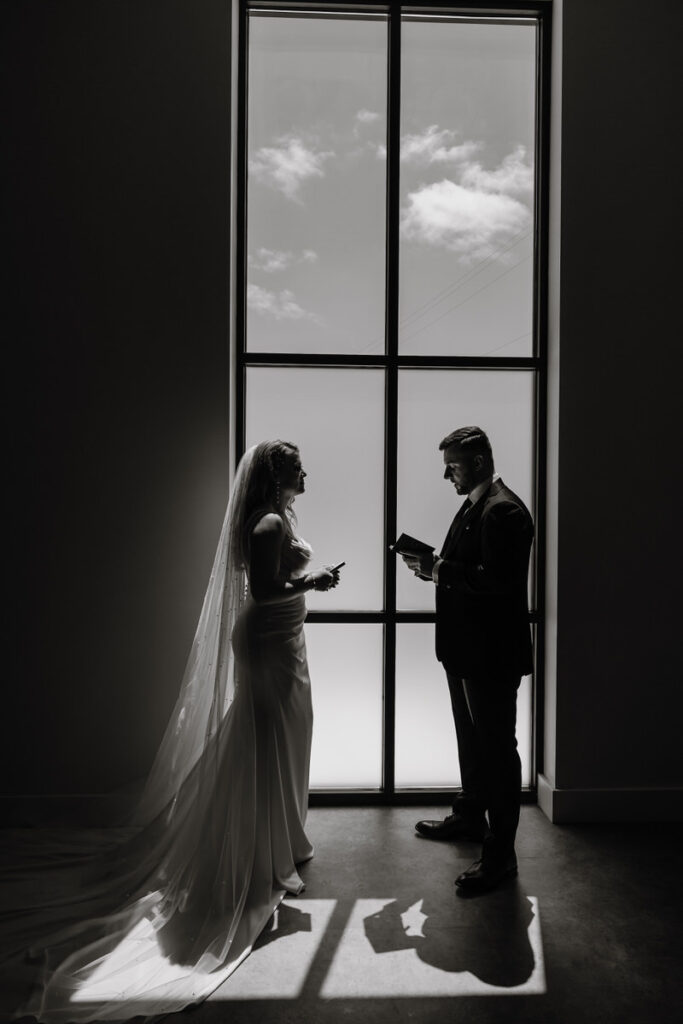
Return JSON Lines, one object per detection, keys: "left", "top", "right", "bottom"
{"left": 248, "top": 248, "right": 319, "bottom": 273}
{"left": 460, "top": 145, "right": 533, "bottom": 199}
{"left": 400, "top": 125, "right": 481, "bottom": 166}
{"left": 400, "top": 141, "right": 533, "bottom": 259}
{"left": 374, "top": 127, "right": 480, "bottom": 166}
{"left": 248, "top": 248, "right": 292, "bottom": 273}
{"left": 401, "top": 178, "right": 531, "bottom": 260}
{"left": 247, "top": 284, "right": 321, "bottom": 322}
{"left": 249, "top": 136, "right": 333, "bottom": 201}
{"left": 356, "top": 109, "right": 381, "bottom": 124}
{"left": 353, "top": 110, "right": 384, "bottom": 146}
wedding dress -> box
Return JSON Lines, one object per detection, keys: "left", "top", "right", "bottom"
{"left": 0, "top": 444, "right": 315, "bottom": 1020}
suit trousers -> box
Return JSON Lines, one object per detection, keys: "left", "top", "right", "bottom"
{"left": 446, "top": 671, "right": 522, "bottom": 856}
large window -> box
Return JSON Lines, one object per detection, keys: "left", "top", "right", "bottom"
{"left": 235, "top": 1, "right": 550, "bottom": 798}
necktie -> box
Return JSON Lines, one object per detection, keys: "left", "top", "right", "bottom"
{"left": 441, "top": 499, "right": 472, "bottom": 557}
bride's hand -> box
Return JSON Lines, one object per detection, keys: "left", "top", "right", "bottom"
{"left": 308, "top": 567, "right": 340, "bottom": 591}
{"left": 324, "top": 564, "right": 343, "bottom": 589}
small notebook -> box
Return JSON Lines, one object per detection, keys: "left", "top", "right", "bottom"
{"left": 390, "top": 533, "right": 435, "bottom": 556}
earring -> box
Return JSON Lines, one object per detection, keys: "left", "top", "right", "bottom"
{"left": 275, "top": 480, "right": 280, "bottom": 508}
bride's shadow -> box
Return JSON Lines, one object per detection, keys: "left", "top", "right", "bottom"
{"left": 364, "top": 883, "right": 535, "bottom": 988}
{"left": 253, "top": 901, "right": 312, "bottom": 951}
{"left": 156, "top": 899, "right": 311, "bottom": 967}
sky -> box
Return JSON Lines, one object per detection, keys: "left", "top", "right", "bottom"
{"left": 246, "top": 13, "right": 537, "bottom": 356}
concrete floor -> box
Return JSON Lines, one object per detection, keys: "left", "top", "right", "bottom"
{"left": 180, "top": 805, "right": 683, "bottom": 1024}
{"left": 8, "top": 805, "right": 680, "bottom": 1023}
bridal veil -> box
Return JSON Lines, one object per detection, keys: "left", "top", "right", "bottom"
{"left": 0, "top": 443, "right": 308, "bottom": 1020}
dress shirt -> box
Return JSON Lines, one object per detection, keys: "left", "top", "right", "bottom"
{"left": 432, "top": 473, "right": 500, "bottom": 584}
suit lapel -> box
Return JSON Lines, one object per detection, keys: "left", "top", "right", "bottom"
{"left": 440, "top": 479, "right": 504, "bottom": 557}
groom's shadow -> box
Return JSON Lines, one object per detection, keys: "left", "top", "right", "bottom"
{"left": 364, "top": 884, "right": 535, "bottom": 988}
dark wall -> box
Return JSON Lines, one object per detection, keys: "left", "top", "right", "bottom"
{"left": 3, "top": 0, "right": 683, "bottom": 805}
{"left": 555, "top": 0, "right": 683, "bottom": 789}
{"left": 3, "top": 0, "right": 231, "bottom": 795}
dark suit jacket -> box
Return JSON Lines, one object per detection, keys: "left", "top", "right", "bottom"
{"left": 435, "top": 478, "right": 534, "bottom": 679}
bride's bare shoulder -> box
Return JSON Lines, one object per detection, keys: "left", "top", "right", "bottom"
{"left": 251, "top": 512, "right": 284, "bottom": 538}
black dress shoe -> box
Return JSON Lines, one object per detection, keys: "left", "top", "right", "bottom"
{"left": 415, "top": 813, "right": 486, "bottom": 841}
{"left": 455, "top": 852, "right": 518, "bottom": 893}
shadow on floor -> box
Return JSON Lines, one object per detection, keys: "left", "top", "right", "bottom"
{"left": 156, "top": 896, "right": 313, "bottom": 967}
{"left": 363, "top": 882, "right": 535, "bottom": 987}
{"left": 253, "top": 901, "right": 312, "bottom": 951}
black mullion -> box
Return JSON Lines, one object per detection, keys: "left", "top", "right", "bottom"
{"left": 532, "top": 1, "right": 551, "bottom": 782}
{"left": 306, "top": 611, "right": 387, "bottom": 623}
{"left": 235, "top": 1, "right": 249, "bottom": 459}
{"left": 306, "top": 610, "right": 540, "bottom": 623}
{"left": 244, "top": 353, "right": 387, "bottom": 367}
{"left": 397, "top": 356, "right": 538, "bottom": 368}
{"left": 249, "top": 3, "right": 548, "bottom": 15}
{"left": 400, "top": 1, "right": 545, "bottom": 13}
{"left": 382, "top": 6, "right": 401, "bottom": 800}
{"left": 310, "top": 789, "right": 538, "bottom": 805}
{"left": 242, "top": 352, "right": 539, "bottom": 368}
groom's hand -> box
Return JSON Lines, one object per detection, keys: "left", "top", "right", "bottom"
{"left": 401, "top": 552, "right": 436, "bottom": 579}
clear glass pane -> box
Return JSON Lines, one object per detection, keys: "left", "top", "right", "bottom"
{"left": 247, "top": 13, "right": 387, "bottom": 355}
{"left": 395, "top": 624, "right": 532, "bottom": 788}
{"left": 306, "top": 623, "right": 383, "bottom": 789}
{"left": 399, "top": 17, "right": 536, "bottom": 356}
{"left": 246, "top": 367, "right": 384, "bottom": 610}
{"left": 396, "top": 369, "right": 535, "bottom": 611}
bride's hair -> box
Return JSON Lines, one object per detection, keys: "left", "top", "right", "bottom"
{"left": 234, "top": 439, "right": 300, "bottom": 567}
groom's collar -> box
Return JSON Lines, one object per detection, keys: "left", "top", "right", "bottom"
{"left": 469, "top": 472, "right": 500, "bottom": 506}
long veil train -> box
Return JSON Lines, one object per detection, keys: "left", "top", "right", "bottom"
{"left": 0, "top": 444, "right": 313, "bottom": 1020}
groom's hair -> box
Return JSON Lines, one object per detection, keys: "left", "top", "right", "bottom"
{"left": 439, "top": 426, "right": 493, "bottom": 467}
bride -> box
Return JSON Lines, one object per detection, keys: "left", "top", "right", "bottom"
{"left": 0, "top": 440, "right": 341, "bottom": 1020}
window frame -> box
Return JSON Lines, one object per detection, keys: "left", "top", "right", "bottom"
{"left": 233, "top": 0, "right": 552, "bottom": 804}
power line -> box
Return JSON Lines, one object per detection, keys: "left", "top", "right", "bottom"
{"left": 399, "top": 227, "right": 531, "bottom": 329}
{"left": 480, "top": 330, "right": 532, "bottom": 356}
{"left": 401, "top": 253, "right": 532, "bottom": 345}
{"left": 355, "top": 227, "right": 531, "bottom": 355}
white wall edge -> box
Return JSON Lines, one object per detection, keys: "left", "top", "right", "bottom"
{"left": 538, "top": 774, "right": 683, "bottom": 823}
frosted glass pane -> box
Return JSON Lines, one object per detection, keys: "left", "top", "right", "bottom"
{"left": 247, "top": 14, "right": 387, "bottom": 355}
{"left": 396, "top": 369, "right": 534, "bottom": 611}
{"left": 517, "top": 670, "right": 533, "bottom": 788}
{"left": 395, "top": 624, "right": 532, "bottom": 788}
{"left": 399, "top": 18, "right": 536, "bottom": 356}
{"left": 395, "top": 625, "right": 457, "bottom": 788}
{"left": 306, "top": 624, "right": 383, "bottom": 789}
{"left": 246, "top": 367, "right": 384, "bottom": 611}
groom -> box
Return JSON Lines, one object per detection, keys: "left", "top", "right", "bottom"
{"left": 401, "top": 426, "right": 534, "bottom": 894}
